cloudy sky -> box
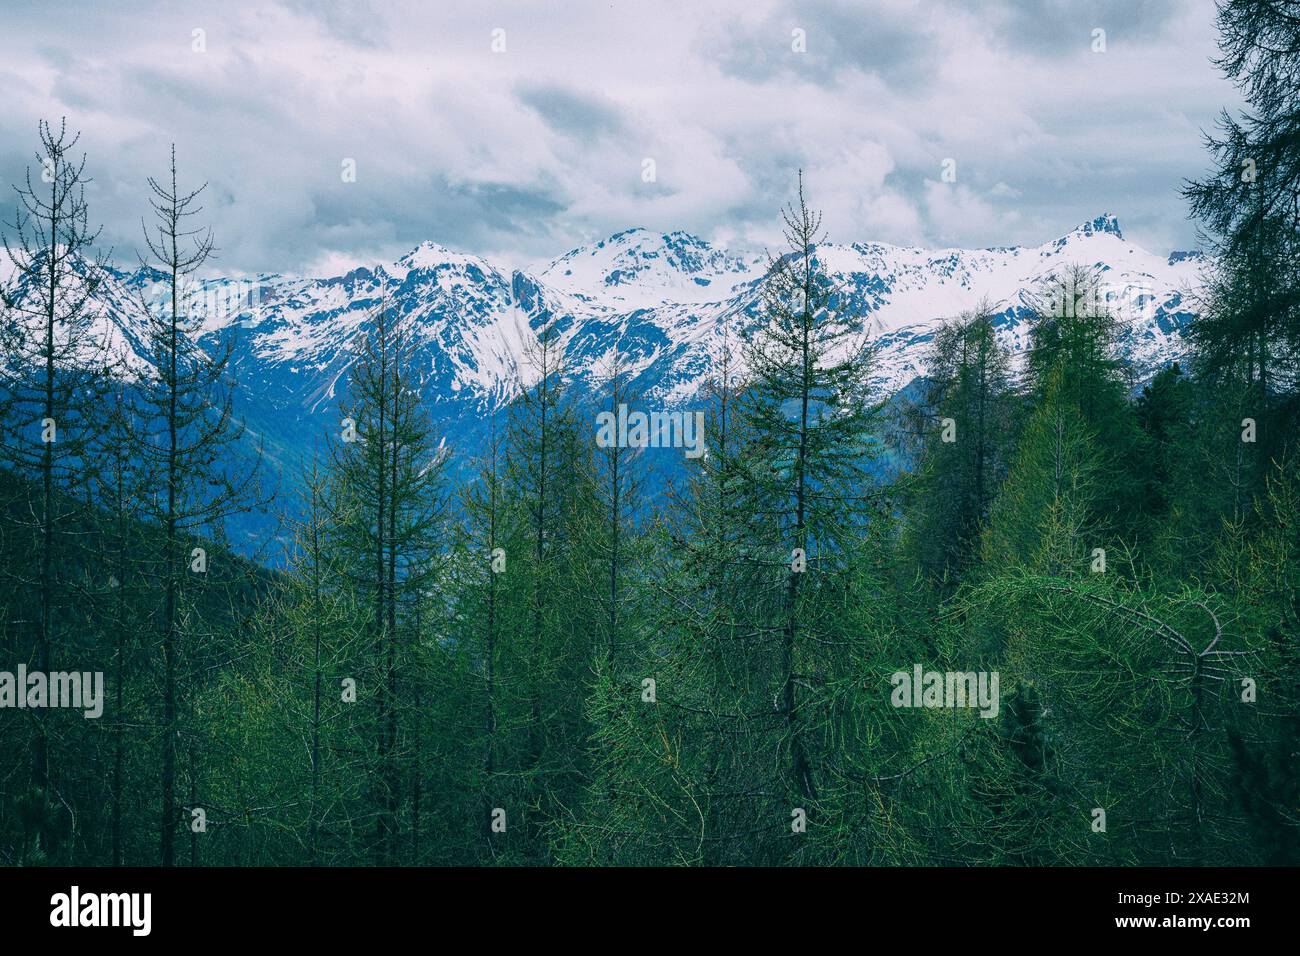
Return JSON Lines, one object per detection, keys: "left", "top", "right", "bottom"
{"left": 1, "top": 0, "right": 1239, "bottom": 276}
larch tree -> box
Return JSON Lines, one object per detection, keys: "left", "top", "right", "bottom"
{"left": 580, "top": 351, "right": 648, "bottom": 670}
{"left": 328, "top": 300, "right": 444, "bottom": 864}
{"left": 132, "top": 145, "right": 263, "bottom": 865}
{"left": 0, "top": 119, "right": 114, "bottom": 857}
{"left": 903, "top": 303, "right": 1015, "bottom": 586}
{"left": 94, "top": 384, "right": 154, "bottom": 865}
{"left": 502, "top": 316, "right": 593, "bottom": 861}
{"left": 447, "top": 414, "right": 522, "bottom": 861}
{"left": 737, "top": 173, "right": 878, "bottom": 810}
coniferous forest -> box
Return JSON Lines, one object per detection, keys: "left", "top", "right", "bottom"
{"left": 0, "top": 0, "right": 1297, "bottom": 872}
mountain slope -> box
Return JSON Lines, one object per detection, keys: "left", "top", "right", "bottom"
{"left": 1, "top": 214, "right": 1206, "bottom": 551}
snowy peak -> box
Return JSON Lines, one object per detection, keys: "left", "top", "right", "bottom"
{"left": 391, "top": 240, "right": 506, "bottom": 284}
{"left": 1066, "top": 213, "right": 1123, "bottom": 241}
{"left": 540, "top": 227, "right": 763, "bottom": 307}
{"left": 1, "top": 215, "right": 1207, "bottom": 476}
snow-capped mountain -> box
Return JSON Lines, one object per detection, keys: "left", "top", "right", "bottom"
{"left": 539, "top": 227, "right": 765, "bottom": 308}
{"left": 2, "top": 213, "right": 1205, "bottom": 545}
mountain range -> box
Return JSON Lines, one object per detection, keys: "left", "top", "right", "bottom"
{"left": 4, "top": 214, "right": 1207, "bottom": 550}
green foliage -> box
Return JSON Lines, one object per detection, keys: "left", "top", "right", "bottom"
{"left": 901, "top": 305, "right": 1016, "bottom": 586}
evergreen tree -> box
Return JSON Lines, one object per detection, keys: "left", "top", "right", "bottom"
{"left": 500, "top": 317, "right": 593, "bottom": 860}
{"left": 1022, "top": 267, "right": 1146, "bottom": 543}
{"left": 981, "top": 370, "right": 1101, "bottom": 582}
{"left": 734, "top": 171, "right": 879, "bottom": 811}
{"left": 278, "top": 462, "right": 366, "bottom": 864}
{"left": 579, "top": 353, "right": 648, "bottom": 670}
{"left": 903, "top": 304, "right": 1015, "bottom": 585}
{"left": 328, "top": 301, "right": 444, "bottom": 864}
{"left": 446, "top": 415, "right": 523, "bottom": 861}
{"left": 558, "top": 314, "right": 766, "bottom": 865}
{"left": 1184, "top": 0, "right": 1300, "bottom": 470}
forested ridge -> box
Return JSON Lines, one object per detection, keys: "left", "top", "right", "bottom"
{"left": 1, "top": 0, "right": 1298, "bottom": 868}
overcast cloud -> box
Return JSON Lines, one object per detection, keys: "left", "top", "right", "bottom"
{"left": 0, "top": 0, "right": 1239, "bottom": 276}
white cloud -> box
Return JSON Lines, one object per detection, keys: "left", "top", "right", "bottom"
{"left": 0, "top": 0, "right": 1237, "bottom": 274}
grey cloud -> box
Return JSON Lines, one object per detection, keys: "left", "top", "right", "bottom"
{"left": 0, "top": 0, "right": 1238, "bottom": 275}
{"left": 282, "top": 0, "right": 388, "bottom": 47}
{"left": 977, "top": 0, "right": 1187, "bottom": 54}
{"left": 517, "top": 83, "right": 626, "bottom": 139}
{"left": 706, "top": 0, "right": 942, "bottom": 91}
{"left": 303, "top": 173, "right": 569, "bottom": 267}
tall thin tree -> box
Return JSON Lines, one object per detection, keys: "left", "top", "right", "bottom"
{"left": 0, "top": 119, "right": 113, "bottom": 854}
{"left": 133, "top": 146, "right": 263, "bottom": 865}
